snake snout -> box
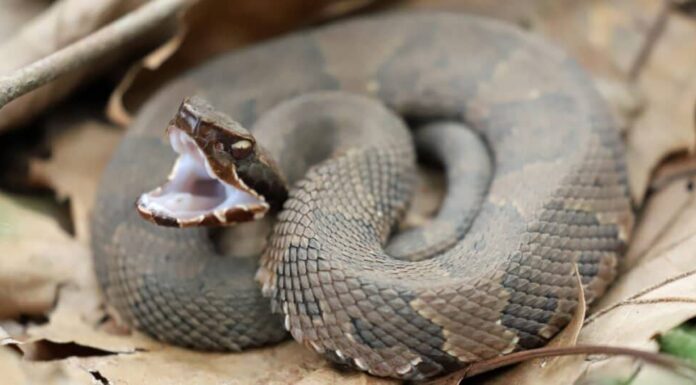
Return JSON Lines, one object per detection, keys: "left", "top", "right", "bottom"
{"left": 136, "top": 125, "right": 269, "bottom": 227}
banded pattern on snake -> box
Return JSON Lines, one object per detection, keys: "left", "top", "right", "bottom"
{"left": 91, "top": 12, "right": 633, "bottom": 380}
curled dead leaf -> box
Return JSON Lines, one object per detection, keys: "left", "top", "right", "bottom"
{"left": 108, "top": 0, "right": 378, "bottom": 124}
{"left": 0, "top": 0, "right": 47, "bottom": 40}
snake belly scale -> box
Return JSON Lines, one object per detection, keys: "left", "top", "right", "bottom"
{"left": 91, "top": 12, "right": 633, "bottom": 380}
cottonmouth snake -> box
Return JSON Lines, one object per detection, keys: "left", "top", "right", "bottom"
{"left": 91, "top": 12, "right": 633, "bottom": 380}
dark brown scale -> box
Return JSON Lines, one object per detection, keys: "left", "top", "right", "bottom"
{"left": 91, "top": 12, "right": 633, "bottom": 380}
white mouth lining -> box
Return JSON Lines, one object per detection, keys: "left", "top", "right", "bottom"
{"left": 138, "top": 127, "right": 264, "bottom": 221}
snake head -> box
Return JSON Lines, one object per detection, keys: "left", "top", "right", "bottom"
{"left": 136, "top": 96, "right": 287, "bottom": 227}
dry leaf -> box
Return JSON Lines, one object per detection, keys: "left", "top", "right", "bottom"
{"left": 0, "top": 343, "right": 95, "bottom": 385}
{"left": 625, "top": 10, "right": 696, "bottom": 203}
{"left": 592, "top": 234, "right": 696, "bottom": 314}
{"left": 577, "top": 267, "right": 696, "bottom": 383}
{"left": 622, "top": 175, "right": 695, "bottom": 270}
{"left": 23, "top": 285, "right": 159, "bottom": 355}
{"left": 29, "top": 120, "right": 122, "bottom": 243}
{"left": 0, "top": 343, "right": 25, "bottom": 385}
{"left": 582, "top": 362, "right": 693, "bottom": 385}
{"left": 72, "top": 344, "right": 393, "bottom": 385}
{"left": 107, "top": 24, "right": 188, "bottom": 126}
{"left": 11, "top": 283, "right": 395, "bottom": 384}
{"left": 651, "top": 155, "right": 696, "bottom": 190}
{"left": 3, "top": 1, "right": 696, "bottom": 384}
{"left": 10, "top": 285, "right": 394, "bottom": 385}
{"left": 109, "top": 0, "right": 377, "bottom": 124}
{"left": 0, "top": 192, "right": 91, "bottom": 319}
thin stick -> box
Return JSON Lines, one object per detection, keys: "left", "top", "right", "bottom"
{"left": 0, "top": 0, "right": 196, "bottom": 109}
{"left": 628, "top": 0, "right": 671, "bottom": 80}
{"left": 464, "top": 345, "right": 696, "bottom": 378}
{"left": 426, "top": 344, "right": 696, "bottom": 384}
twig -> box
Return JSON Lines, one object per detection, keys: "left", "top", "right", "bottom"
{"left": 0, "top": 0, "right": 197, "bottom": 110}
{"left": 628, "top": 0, "right": 671, "bottom": 80}
{"left": 467, "top": 345, "right": 696, "bottom": 378}
{"left": 426, "top": 344, "right": 696, "bottom": 384}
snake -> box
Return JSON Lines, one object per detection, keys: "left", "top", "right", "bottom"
{"left": 91, "top": 12, "right": 633, "bottom": 380}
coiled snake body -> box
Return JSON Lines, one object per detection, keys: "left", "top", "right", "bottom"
{"left": 92, "top": 12, "right": 633, "bottom": 380}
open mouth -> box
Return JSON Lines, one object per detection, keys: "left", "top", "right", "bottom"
{"left": 136, "top": 127, "right": 269, "bottom": 227}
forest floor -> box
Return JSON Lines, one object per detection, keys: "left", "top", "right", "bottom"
{"left": 1, "top": 1, "right": 695, "bottom": 384}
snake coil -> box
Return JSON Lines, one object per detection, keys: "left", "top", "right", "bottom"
{"left": 92, "top": 12, "right": 632, "bottom": 380}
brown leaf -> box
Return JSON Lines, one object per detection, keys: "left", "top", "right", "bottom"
{"left": 29, "top": 120, "right": 122, "bottom": 243}
{"left": 581, "top": 362, "right": 694, "bottom": 385}
{"left": 0, "top": 342, "right": 94, "bottom": 385}
{"left": 625, "top": 10, "right": 696, "bottom": 203}
{"left": 577, "top": 267, "right": 696, "bottom": 383}
{"left": 0, "top": 335, "right": 25, "bottom": 385}
{"left": 15, "top": 282, "right": 394, "bottom": 384}
{"left": 650, "top": 154, "right": 696, "bottom": 191}
{"left": 622, "top": 174, "right": 695, "bottom": 271}
{"left": 107, "top": 24, "right": 188, "bottom": 126}
{"left": 4, "top": 1, "right": 696, "bottom": 384}
{"left": 0, "top": 192, "right": 90, "bottom": 319}
{"left": 24, "top": 285, "right": 158, "bottom": 355}
{"left": 14, "top": 288, "right": 395, "bottom": 385}
{"left": 72, "top": 344, "right": 395, "bottom": 385}
{"left": 110, "top": 0, "right": 377, "bottom": 124}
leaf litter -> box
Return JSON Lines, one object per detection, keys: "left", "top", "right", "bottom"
{"left": 2, "top": 0, "right": 696, "bottom": 384}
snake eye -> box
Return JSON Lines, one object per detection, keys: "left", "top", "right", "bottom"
{"left": 231, "top": 139, "right": 253, "bottom": 159}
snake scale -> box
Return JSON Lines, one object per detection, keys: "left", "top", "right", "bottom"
{"left": 91, "top": 12, "right": 633, "bottom": 380}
